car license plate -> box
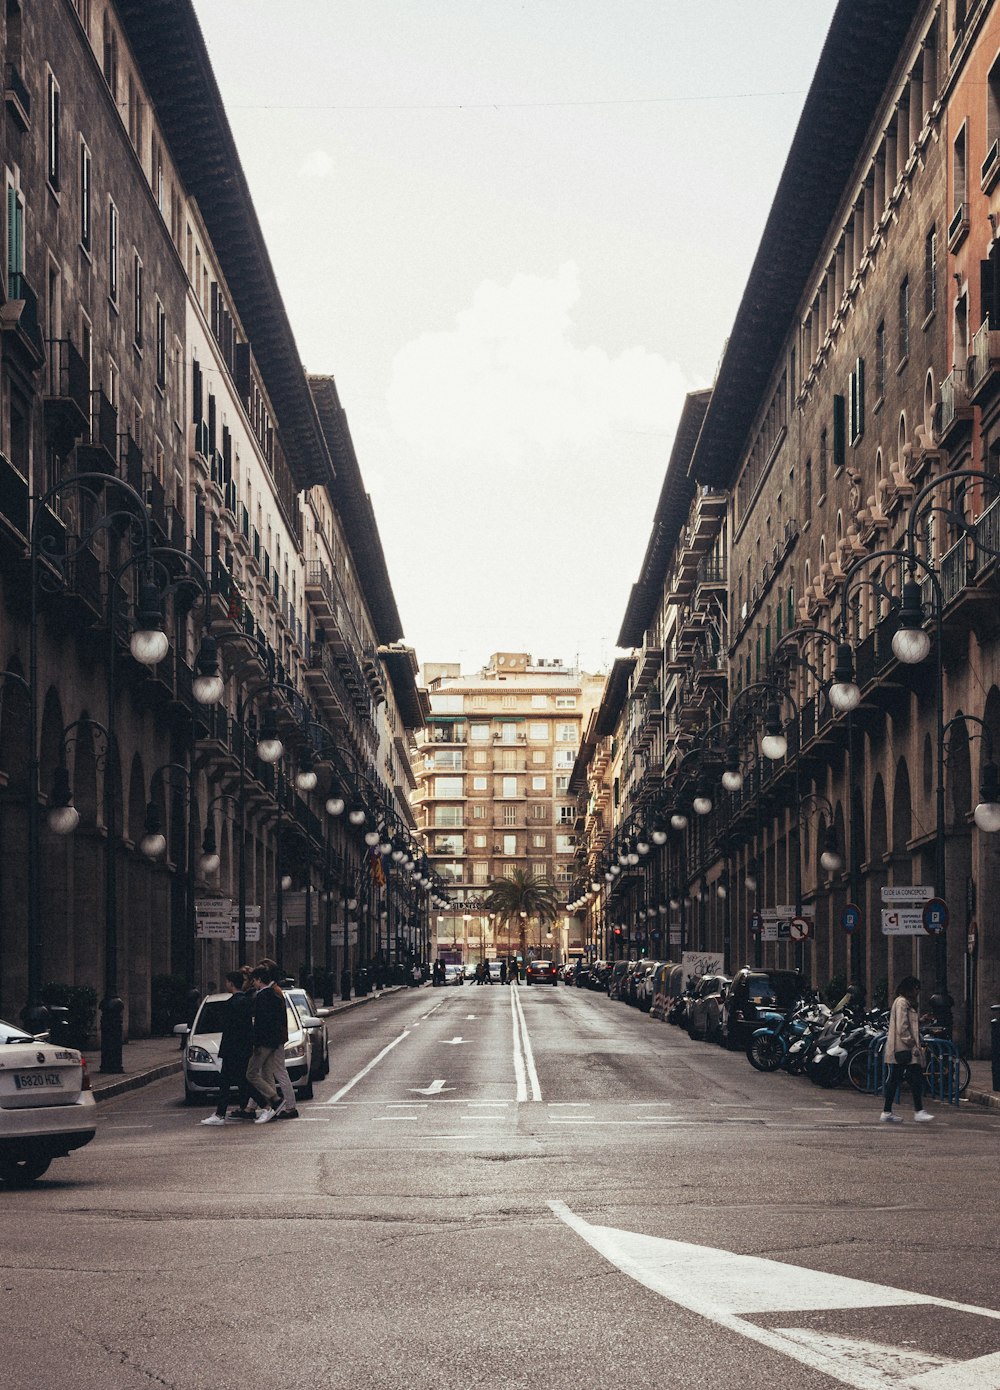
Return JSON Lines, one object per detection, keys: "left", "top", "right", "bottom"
{"left": 14, "top": 1072, "right": 64, "bottom": 1089}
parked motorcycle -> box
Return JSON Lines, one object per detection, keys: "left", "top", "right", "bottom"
{"left": 746, "top": 999, "right": 827, "bottom": 1073}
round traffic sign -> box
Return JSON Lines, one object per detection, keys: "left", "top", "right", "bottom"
{"left": 922, "top": 897, "right": 949, "bottom": 935}
{"left": 789, "top": 916, "right": 812, "bottom": 941}
{"left": 750, "top": 912, "right": 763, "bottom": 937}
{"left": 842, "top": 902, "right": 863, "bottom": 934}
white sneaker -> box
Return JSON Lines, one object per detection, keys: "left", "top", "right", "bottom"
{"left": 879, "top": 1112, "right": 903, "bottom": 1124}
{"left": 914, "top": 1110, "right": 935, "bottom": 1122}
{"left": 200, "top": 1114, "right": 226, "bottom": 1126}
{"left": 253, "top": 1107, "right": 275, "bottom": 1125}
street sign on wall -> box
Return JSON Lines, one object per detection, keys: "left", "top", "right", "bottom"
{"left": 880, "top": 886, "right": 933, "bottom": 903}
{"left": 881, "top": 908, "right": 927, "bottom": 936}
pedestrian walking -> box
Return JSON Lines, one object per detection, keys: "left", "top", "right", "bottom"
{"left": 200, "top": 970, "right": 254, "bottom": 1127}
{"left": 880, "top": 976, "right": 934, "bottom": 1124}
{"left": 508, "top": 957, "right": 519, "bottom": 985}
{"left": 245, "top": 964, "right": 287, "bottom": 1123}
{"left": 258, "top": 961, "right": 298, "bottom": 1118}
{"left": 499, "top": 958, "right": 507, "bottom": 985}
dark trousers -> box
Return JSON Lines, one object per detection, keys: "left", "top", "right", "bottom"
{"left": 215, "top": 1052, "right": 252, "bottom": 1116}
{"left": 883, "top": 1061, "right": 924, "bottom": 1112}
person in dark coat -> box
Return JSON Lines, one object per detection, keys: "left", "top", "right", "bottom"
{"left": 245, "top": 964, "right": 288, "bottom": 1122}
{"left": 200, "top": 970, "right": 255, "bottom": 1126}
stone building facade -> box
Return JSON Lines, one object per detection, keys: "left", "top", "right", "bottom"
{"left": 581, "top": 0, "right": 1000, "bottom": 1056}
{"left": 0, "top": 0, "right": 427, "bottom": 1034}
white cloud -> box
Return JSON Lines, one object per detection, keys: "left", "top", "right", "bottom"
{"left": 386, "top": 262, "right": 688, "bottom": 467}
{"left": 298, "top": 149, "right": 334, "bottom": 180}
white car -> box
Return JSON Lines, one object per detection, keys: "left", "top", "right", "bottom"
{"left": 443, "top": 964, "right": 464, "bottom": 986}
{"left": 175, "top": 992, "right": 322, "bottom": 1104}
{"left": 0, "top": 1017, "right": 97, "bottom": 1185}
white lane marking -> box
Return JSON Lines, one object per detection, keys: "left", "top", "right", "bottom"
{"left": 511, "top": 985, "right": 527, "bottom": 1102}
{"left": 324, "top": 1029, "right": 410, "bottom": 1105}
{"left": 375, "top": 1115, "right": 419, "bottom": 1122}
{"left": 465, "top": 1015, "right": 478, "bottom": 1019}
{"left": 410, "top": 1079, "right": 453, "bottom": 1095}
{"left": 548, "top": 1118, "right": 693, "bottom": 1126}
{"left": 511, "top": 982, "right": 542, "bottom": 1101}
{"left": 387, "top": 1102, "right": 427, "bottom": 1108}
{"left": 441, "top": 1036, "right": 466, "bottom": 1045}
{"left": 467, "top": 1101, "right": 510, "bottom": 1107}
{"left": 548, "top": 1102, "right": 591, "bottom": 1108}
{"left": 549, "top": 1202, "right": 1000, "bottom": 1390}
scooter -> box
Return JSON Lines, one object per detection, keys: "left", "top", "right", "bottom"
{"left": 746, "top": 999, "right": 827, "bottom": 1073}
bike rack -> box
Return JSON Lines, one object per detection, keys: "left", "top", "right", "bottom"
{"left": 866, "top": 1033, "right": 961, "bottom": 1106}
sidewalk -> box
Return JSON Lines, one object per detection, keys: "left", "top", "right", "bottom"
{"left": 84, "top": 984, "right": 409, "bottom": 1101}
{"left": 963, "top": 1058, "right": 1000, "bottom": 1112}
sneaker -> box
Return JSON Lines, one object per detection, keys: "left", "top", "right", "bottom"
{"left": 879, "top": 1112, "right": 903, "bottom": 1124}
{"left": 229, "top": 1108, "right": 254, "bottom": 1120}
{"left": 277, "top": 1109, "right": 299, "bottom": 1120}
{"left": 271, "top": 1098, "right": 287, "bottom": 1119}
{"left": 253, "top": 1107, "right": 275, "bottom": 1125}
{"left": 914, "top": 1110, "right": 935, "bottom": 1122}
{"left": 200, "top": 1114, "right": 226, "bottom": 1126}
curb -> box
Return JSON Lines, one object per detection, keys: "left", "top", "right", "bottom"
{"left": 962, "top": 1088, "right": 1000, "bottom": 1112}
{"left": 92, "top": 984, "right": 410, "bottom": 1102}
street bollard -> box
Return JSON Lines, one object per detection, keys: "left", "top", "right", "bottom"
{"left": 340, "top": 967, "right": 351, "bottom": 1002}
{"left": 991, "top": 1005, "right": 1000, "bottom": 1092}
{"left": 99, "top": 994, "right": 125, "bottom": 1074}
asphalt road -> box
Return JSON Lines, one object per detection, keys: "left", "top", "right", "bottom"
{"left": 4, "top": 983, "right": 1000, "bottom": 1390}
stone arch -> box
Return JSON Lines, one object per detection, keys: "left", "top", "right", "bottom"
{"left": 892, "top": 756, "right": 912, "bottom": 860}
{"left": 923, "top": 370, "right": 936, "bottom": 436}
{"left": 875, "top": 448, "right": 883, "bottom": 489}
{"left": 898, "top": 413, "right": 908, "bottom": 458}
{"left": 948, "top": 713, "right": 972, "bottom": 823}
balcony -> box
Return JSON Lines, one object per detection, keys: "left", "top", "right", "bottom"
{"left": 969, "top": 318, "right": 1000, "bottom": 404}
{"left": 0, "top": 452, "right": 28, "bottom": 543}
{"left": 76, "top": 388, "right": 118, "bottom": 476}
{"left": 304, "top": 641, "right": 352, "bottom": 725}
{"left": 938, "top": 368, "right": 973, "bottom": 443}
{"left": 44, "top": 339, "right": 90, "bottom": 455}
{"left": 1, "top": 271, "right": 44, "bottom": 366}
{"left": 948, "top": 201, "right": 970, "bottom": 252}
{"left": 4, "top": 63, "right": 29, "bottom": 130}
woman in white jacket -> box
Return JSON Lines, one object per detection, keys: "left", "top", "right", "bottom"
{"left": 880, "top": 976, "right": 934, "bottom": 1124}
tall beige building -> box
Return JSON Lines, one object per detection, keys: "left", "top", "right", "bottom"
{"left": 414, "top": 654, "right": 604, "bottom": 962}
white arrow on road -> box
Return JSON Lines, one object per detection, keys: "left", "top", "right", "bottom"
{"left": 550, "top": 1201, "right": 1000, "bottom": 1390}
{"left": 410, "top": 1079, "right": 454, "bottom": 1095}
{"left": 441, "top": 1036, "right": 465, "bottom": 1045}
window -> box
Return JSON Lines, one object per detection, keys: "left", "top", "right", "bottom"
{"left": 924, "top": 227, "right": 937, "bottom": 319}
{"left": 554, "top": 749, "right": 575, "bottom": 768}
{"left": 499, "top": 723, "right": 518, "bottom": 744}
{"left": 501, "top": 694, "right": 516, "bottom": 708}
{"left": 555, "top": 696, "right": 576, "bottom": 708}
{"left": 531, "top": 694, "right": 547, "bottom": 708}
{"left": 501, "top": 805, "right": 517, "bottom": 826}
{"left": 430, "top": 694, "right": 463, "bottom": 713}
{"left": 531, "top": 751, "right": 546, "bottom": 764}
{"left": 434, "top": 806, "right": 463, "bottom": 828}
{"left": 501, "top": 776, "right": 518, "bottom": 798}
{"left": 7, "top": 182, "right": 25, "bottom": 284}
{"left": 472, "top": 804, "right": 486, "bottom": 819}
{"left": 470, "top": 723, "right": 490, "bottom": 742}
{"left": 472, "top": 862, "right": 489, "bottom": 885}
{"left": 875, "top": 320, "right": 886, "bottom": 399}
{"left": 554, "top": 775, "right": 570, "bottom": 793}
{"left": 151, "top": 135, "right": 164, "bottom": 212}
{"left": 435, "top": 833, "right": 464, "bottom": 856}
{"left": 832, "top": 395, "right": 846, "bottom": 469}
{"left": 556, "top": 723, "right": 576, "bottom": 742}
{"left": 108, "top": 201, "right": 119, "bottom": 302}
{"left": 555, "top": 835, "right": 576, "bottom": 854}
{"left": 503, "top": 835, "right": 517, "bottom": 857}
{"left": 499, "top": 749, "right": 517, "bottom": 770}
{"left": 953, "top": 123, "right": 967, "bottom": 217}
{"left": 472, "top": 694, "right": 487, "bottom": 707}
{"left": 531, "top": 776, "right": 546, "bottom": 790}
{"left": 79, "top": 141, "right": 91, "bottom": 252}
{"left": 818, "top": 428, "right": 828, "bottom": 496}
{"left": 128, "top": 75, "right": 144, "bottom": 153}
{"left": 102, "top": 14, "right": 119, "bottom": 98}
{"left": 133, "top": 253, "right": 143, "bottom": 347}
{"left": 532, "top": 833, "right": 547, "bottom": 849}
{"left": 472, "top": 776, "right": 488, "bottom": 791}
{"left": 434, "top": 776, "right": 463, "bottom": 799}
{"left": 530, "top": 803, "right": 547, "bottom": 820}
{"left": 898, "top": 277, "right": 910, "bottom": 360}
{"left": 803, "top": 457, "right": 812, "bottom": 514}
{"left": 557, "top": 805, "right": 575, "bottom": 825}
{"left": 433, "top": 750, "right": 463, "bottom": 770}
{"left": 528, "top": 723, "right": 548, "bottom": 740}
{"left": 849, "top": 358, "right": 865, "bottom": 444}
{"left": 155, "top": 300, "right": 166, "bottom": 388}
{"left": 46, "top": 71, "right": 60, "bottom": 190}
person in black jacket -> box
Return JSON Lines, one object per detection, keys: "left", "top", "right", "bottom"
{"left": 245, "top": 964, "right": 288, "bottom": 1123}
{"left": 200, "top": 971, "right": 255, "bottom": 1127}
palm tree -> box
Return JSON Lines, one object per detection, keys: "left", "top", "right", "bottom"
{"left": 485, "top": 870, "right": 561, "bottom": 959}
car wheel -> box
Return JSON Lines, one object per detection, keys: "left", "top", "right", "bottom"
{"left": 0, "top": 1153, "right": 52, "bottom": 1186}
{"left": 183, "top": 1086, "right": 198, "bottom": 1106}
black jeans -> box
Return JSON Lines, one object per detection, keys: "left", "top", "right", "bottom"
{"left": 883, "top": 1061, "right": 924, "bottom": 1112}
{"left": 215, "top": 1052, "right": 252, "bottom": 1116}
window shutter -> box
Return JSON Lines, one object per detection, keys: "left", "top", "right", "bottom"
{"left": 833, "top": 394, "right": 846, "bottom": 470}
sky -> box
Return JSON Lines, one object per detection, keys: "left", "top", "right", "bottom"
{"left": 190, "top": 0, "right": 839, "bottom": 676}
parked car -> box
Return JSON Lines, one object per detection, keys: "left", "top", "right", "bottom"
{"left": 636, "top": 961, "right": 665, "bottom": 1013}
{"left": 463, "top": 964, "right": 478, "bottom": 981}
{"left": 176, "top": 991, "right": 321, "bottom": 1103}
{"left": 284, "top": 987, "right": 330, "bottom": 1080}
{"left": 525, "top": 960, "right": 557, "bottom": 985}
{"left": 607, "top": 961, "right": 631, "bottom": 999}
{"left": 686, "top": 974, "right": 732, "bottom": 1042}
{"left": 488, "top": 960, "right": 503, "bottom": 982}
{"left": 648, "top": 962, "right": 678, "bottom": 1020}
{"left": 0, "top": 1016, "right": 97, "bottom": 1185}
{"left": 623, "top": 959, "right": 650, "bottom": 1007}
{"left": 443, "top": 964, "right": 464, "bottom": 986}
{"left": 589, "top": 960, "right": 611, "bottom": 991}
{"left": 720, "top": 969, "right": 810, "bottom": 1050}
